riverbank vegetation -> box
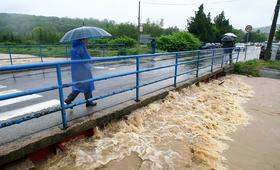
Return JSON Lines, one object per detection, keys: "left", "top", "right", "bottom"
{"left": 234, "top": 59, "right": 280, "bottom": 76}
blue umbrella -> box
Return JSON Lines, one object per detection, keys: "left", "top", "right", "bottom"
{"left": 60, "top": 26, "right": 112, "bottom": 43}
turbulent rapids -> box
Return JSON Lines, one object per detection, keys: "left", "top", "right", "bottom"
{"left": 38, "top": 75, "right": 253, "bottom": 170}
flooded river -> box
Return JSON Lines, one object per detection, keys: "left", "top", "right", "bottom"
{"left": 37, "top": 75, "right": 253, "bottom": 170}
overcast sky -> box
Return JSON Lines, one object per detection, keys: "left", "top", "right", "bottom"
{"left": 0, "top": 0, "right": 277, "bottom": 30}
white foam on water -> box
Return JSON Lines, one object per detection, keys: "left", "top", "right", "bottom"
{"left": 38, "top": 75, "right": 253, "bottom": 170}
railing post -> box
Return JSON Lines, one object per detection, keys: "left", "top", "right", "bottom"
{"left": 8, "top": 47, "right": 13, "bottom": 65}
{"left": 135, "top": 56, "right": 140, "bottom": 102}
{"left": 196, "top": 51, "right": 200, "bottom": 77}
{"left": 211, "top": 49, "right": 215, "bottom": 72}
{"left": 56, "top": 64, "right": 68, "bottom": 129}
{"left": 174, "top": 53, "right": 179, "bottom": 87}
{"left": 244, "top": 45, "right": 248, "bottom": 61}
{"left": 221, "top": 49, "right": 224, "bottom": 68}
{"left": 236, "top": 47, "right": 240, "bottom": 63}
{"left": 39, "top": 45, "right": 43, "bottom": 62}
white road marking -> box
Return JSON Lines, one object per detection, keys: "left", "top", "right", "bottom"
{"left": 0, "top": 89, "right": 21, "bottom": 95}
{"left": 0, "top": 92, "right": 42, "bottom": 107}
{"left": 109, "top": 68, "right": 116, "bottom": 70}
{"left": 94, "top": 66, "right": 106, "bottom": 69}
{"left": 0, "top": 85, "right": 7, "bottom": 89}
{"left": 0, "top": 100, "right": 60, "bottom": 121}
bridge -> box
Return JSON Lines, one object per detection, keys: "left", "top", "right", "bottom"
{"left": 0, "top": 46, "right": 259, "bottom": 166}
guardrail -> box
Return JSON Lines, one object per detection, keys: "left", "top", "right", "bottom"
{"left": 0, "top": 43, "right": 125, "bottom": 65}
{"left": 0, "top": 47, "right": 242, "bottom": 129}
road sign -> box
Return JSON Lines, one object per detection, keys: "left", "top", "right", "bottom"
{"left": 245, "top": 25, "right": 252, "bottom": 32}
{"left": 140, "top": 34, "right": 152, "bottom": 44}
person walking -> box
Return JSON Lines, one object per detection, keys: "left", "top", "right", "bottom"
{"left": 221, "top": 36, "right": 235, "bottom": 64}
{"left": 150, "top": 39, "right": 157, "bottom": 54}
{"left": 64, "top": 39, "right": 97, "bottom": 107}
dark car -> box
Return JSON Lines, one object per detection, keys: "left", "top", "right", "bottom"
{"left": 199, "top": 43, "right": 216, "bottom": 50}
{"left": 260, "top": 44, "right": 280, "bottom": 60}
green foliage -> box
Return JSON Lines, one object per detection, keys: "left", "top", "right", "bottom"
{"left": 187, "top": 4, "right": 216, "bottom": 43}
{"left": 157, "top": 32, "right": 201, "bottom": 52}
{"left": 243, "top": 30, "right": 267, "bottom": 42}
{"left": 276, "top": 27, "right": 280, "bottom": 41}
{"left": 106, "top": 23, "right": 138, "bottom": 40}
{"left": 214, "top": 11, "right": 233, "bottom": 41}
{"left": 117, "top": 48, "right": 128, "bottom": 55}
{"left": 0, "top": 13, "right": 181, "bottom": 45}
{"left": 234, "top": 60, "right": 260, "bottom": 76}
{"left": 90, "top": 38, "right": 110, "bottom": 44}
{"left": 234, "top": 59, "right": 280, "bottom": 76}
{"left": 109, "top": 36, "right": 137, "bottom": 48}
{"left": 232, "top": 29, "right": 245, "bottom": 42}
{"left": 0, "top": 41, "right": 17, "bottom": 46}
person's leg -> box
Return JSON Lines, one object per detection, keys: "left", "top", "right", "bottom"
{"left": 229, "top": 53, "right": 233, "bottom": 64}
{"left": 84, "top": 92, "right": 97, "bottom": 107}
{"left": 65, "top": 90, "right": 79, "bottom": 104}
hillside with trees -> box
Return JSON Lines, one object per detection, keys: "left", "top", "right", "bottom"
{"left": 0, "top": 13, "right": 180, "bottom": 45}
{"left": 0, "top": 7, "right": 268, "bottom": 47}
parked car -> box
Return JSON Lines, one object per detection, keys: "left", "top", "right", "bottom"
{"left": 199, "top": 43, "right": 217, "bottom": 50}
{"left": 260, "top": 44, "right": 280, "bottom": 60}
{"left": 234, "top": 43, "right": 245, "bottom": 52}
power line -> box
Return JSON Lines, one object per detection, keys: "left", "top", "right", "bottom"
{"left": 141, "top": 0, "right": 240, "bottom": 6}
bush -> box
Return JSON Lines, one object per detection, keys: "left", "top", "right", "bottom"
{"left": 109, "top": 36, "right": 137, "bottom": 48}
{"left": 234, "top": 60, "right": 260, "bottom": 76}
{"left": 234, "top": 59, "right": 280, "bottom": 77}
{"left": 157, "top": 32, "right": 201, "bottom": 52}
{"left": 90, "top": 38, "right": 110, "bottom": 44}
{"left": 117, "top": 48, "right": 128, "bottom": 55}
{"left": 0, "top": 41, "right": 17, "bottom": 46}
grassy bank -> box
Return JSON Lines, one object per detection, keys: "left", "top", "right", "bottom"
{"left": 234, "top": 59, "right": 280, "bottom": 76}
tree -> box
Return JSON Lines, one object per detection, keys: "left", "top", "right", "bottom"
{"left": 187, "top": 4, "right": 216, "bottom": 43}
{"left": 142, "top": 22, "right": 163, "bottom": 37}
{"left": 214, "top": 11, "right": 233, "bottom": 42}
{"left": 106, "top": 23, "right": 138, "bottom": 40}
{"left": 232, "top": 29, "right": 245, "bottom": 42}
{"left": 162, "top": 26, "right": 180, "bottom": 35}
{"left": 244, "top": 30, "right": 267, "bottom": 42}
{"left": 157, "top": 32, "right": 201, "bottom": 52}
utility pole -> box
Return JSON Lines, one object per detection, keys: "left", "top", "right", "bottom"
{"left": 265, "top": 0, "right": 280, "bottom": 60}
{"left": 138, "top": 1, "right": 141, "bottom": 45}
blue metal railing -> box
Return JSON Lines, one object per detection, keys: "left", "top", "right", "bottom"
{"left": 0, "top": 47, "right": 242, "bottom": 129}
{"left": 0, "top": 44, "right": 125, "bottom": 65}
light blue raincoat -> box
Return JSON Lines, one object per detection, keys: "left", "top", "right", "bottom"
{"left": 70, "top": 40, "right": 95, "bottom": 93}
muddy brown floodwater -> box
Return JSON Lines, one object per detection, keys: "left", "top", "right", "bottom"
{"left": 36, "top": 75, "right": 254, "bottom": 170}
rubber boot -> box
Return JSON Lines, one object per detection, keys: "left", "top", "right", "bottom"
{"left": 84, "top": 92, "right": 97, "bottom": 107}
{"left": 65, "top": 91, "right": 79, "bottom": 109}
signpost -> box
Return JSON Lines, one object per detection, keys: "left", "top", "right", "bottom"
{"left": 244, "top": 25, "right": 252, "bottom": 60}
{"left": 245, "top": 25, "right": 252, "bottom": 43}
{"left": 140, "top": 34, "right": 152, "bottom": 44}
